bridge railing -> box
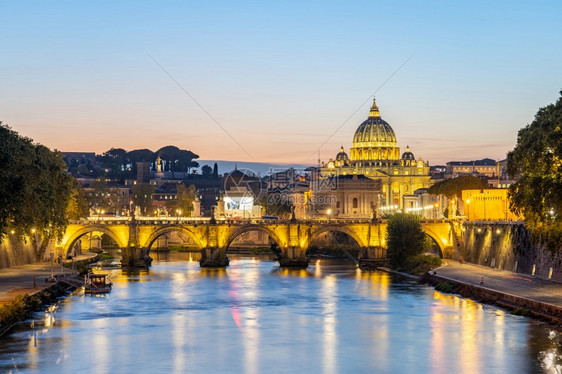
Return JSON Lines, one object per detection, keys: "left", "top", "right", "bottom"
{"left": 136, "top": 216, "right": 211, "bottom": 223}
{"left": 70, "top": 217, "right": 132, "bottom": 225}
{"left": 464, "top": 220, "right": 524, "bottom": 226}
{"left": 70, "top": 216, "right": 483, "bottom": 226}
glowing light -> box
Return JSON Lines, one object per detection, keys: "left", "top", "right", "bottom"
{"left": 496, "top": 229, "right": 501, "bottom": 234}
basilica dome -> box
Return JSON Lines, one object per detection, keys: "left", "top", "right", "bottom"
{"left": 350, "top": 99, "right": 400, "bottom": 163}
{"left": 401, "top": 146, "right": 415, "bottom": 160}
{"left": 352, "top": 114, "right": 396, "bottom": 145}
{"left": 335, "top": 146, "right": 349, "bottom": 161}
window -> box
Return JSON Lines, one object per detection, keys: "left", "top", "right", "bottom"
{"left": 353, "top": 198, "right": 358, "bottom": 209}
{"left": 336, "top": 201, "right": 340, "bottom": 209}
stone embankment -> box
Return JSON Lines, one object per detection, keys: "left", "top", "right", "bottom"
{"left": 0, "top": 234, "right": 54, "bottom": 269}
{"left": 462, "top": 222, "right": 562, "bottom": 282}
{"left": 0, "top": 282, "right": 74, "bottom": 336}
{"left": 423, "top": 267, "right": 562, "bottom": 325}
{"left": 0, "top": 253, "right": 97, "bottom": 336}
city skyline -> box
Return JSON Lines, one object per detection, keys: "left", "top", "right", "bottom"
{"left": 2, "top": 1, "right": 561, "bottom": 165}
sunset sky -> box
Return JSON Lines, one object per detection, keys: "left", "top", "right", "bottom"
{"left": 2, "top": 1, "right": 561, "bottom": 166}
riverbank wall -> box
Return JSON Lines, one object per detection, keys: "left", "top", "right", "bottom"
{"left": 0, "top": 282, "right": 72, "bottom": 336}
{"left": 423, "top": 272, "right": 562, "bottom": 325}
{"left": 0, "top": 235, "right": 54, "bottom": 270}
{"left": 462, "top": 222, "right": 562, "bottom": 282}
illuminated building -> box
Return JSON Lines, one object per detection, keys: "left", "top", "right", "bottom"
{"left": 446, "top": 158, "right": 499, "bottom": 178}
{"left": 215, "top": 167, "right": 263, "bottom": 219}
{"left": 309, "top": 172, "right": 381, "bottom": 218}
{"left": 461, "top": 189, "right": 522, "bottom": 221}
{"left": 402, "top": 188, "right": 447, "bottom": 219}
{"left": 317, "top": 99, "right": 431, "bottom": 213}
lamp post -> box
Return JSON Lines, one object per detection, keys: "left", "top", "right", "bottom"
{"left": 327, "top": 208, "right": 332, "bottom": 221}
{"left": 176, "top": 209, "right": 182, "bottom": 222}
{"left": 466, "top": 199, "right": 470, "bottom": 221}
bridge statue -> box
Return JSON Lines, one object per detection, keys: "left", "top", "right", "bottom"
{"left": 56, "top": 217, "right": 460, "bottom": 269}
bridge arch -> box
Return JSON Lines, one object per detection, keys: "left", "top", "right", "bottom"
{"left": 64, "top": 226, "right": 127, "bottom": 256}
{"left": 224, "top": 225, "right": 285, "bottom": 251}
{"left": 422, "top": 227, "right": 445, "bottom": 257}
{"left": 304, "top": 225, "right": 367, "bottom": 251}
{"left": 144, "top": 226, "right": 205, "bottom": 252}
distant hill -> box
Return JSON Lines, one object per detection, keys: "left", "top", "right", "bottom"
{"left": 198, "top": 160, "right": 314, "bottom": 176}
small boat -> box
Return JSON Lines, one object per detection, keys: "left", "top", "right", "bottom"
{"left": 84, "top": 273, "right": 112, "bottom": 294}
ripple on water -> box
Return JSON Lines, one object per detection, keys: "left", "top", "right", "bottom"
{"left": 0, "top": 258, "right": 560, "bottom": 373}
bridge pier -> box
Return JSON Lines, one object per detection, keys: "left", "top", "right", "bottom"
{"left": 358, "top": 246, "right": 387, "bottom": 270}
{"left": 278, "top": 246, "right": 309, "bottom": 268}
{"left": 199, "top": 247, "right": 229, "bottom": 268}
{"left": 121, "top": 246, "right": 153, "bottom": 268}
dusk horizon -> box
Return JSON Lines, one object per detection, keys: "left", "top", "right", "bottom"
{"left": 2, "top": 1, "right": 562, "bottom": 166}
{"left": 2, "top": 1, "right": 562, "bottom": 372}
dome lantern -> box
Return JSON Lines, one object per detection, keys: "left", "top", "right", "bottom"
{"left": 369, "top": 98, "right": 381, "bottom": 118}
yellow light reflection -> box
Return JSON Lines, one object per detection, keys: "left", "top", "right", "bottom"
{"left": 322, "top": 275, "right": 337, "bottom": 374}
{"left": 242, "top": 267, "right": 260, "bottom": 374}
{"left": 431, "top": 291, "right": 483, "bottom": 374}
{"left": 314, "top": 259, "right": 322, "bottom": 277}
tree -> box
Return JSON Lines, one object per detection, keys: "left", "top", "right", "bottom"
{"left": 507, "top": 91, "right": 562, "bottom": 245}
{"left": 0, "top": 123, "right": 73, "bottom": 243}
{"left": 97, "top": 148, "right": 127, "bottom": 179}
{"left": 166, "top": 184, "right": 198, "bottom": 216}
{"left": 259, "top": 193, "right": 293, "bottom": 218}
{"left": 0, "top": 124, "right": 30, "bottom": 239}
{"left": 428, "top": 176, "right": 488, "bottom": 200}
{"left": 201, "top": 165, "right": 213, "bottom": 178}
{"left": 175, "top": 150, "right": 199, "bottom": 176}
{"left": 157, "top": 146, "right": 199, "bottom": 178}
{"left": 126, "top": 149, "right": 155, "bottom": 177}
{"left": 132, "top": 183, "right": 155, "bottom": 215}
{"left": 66, "top": 181, "right": 90, "bottom": 220}
{"left": 386, "top": 213, "right": 428, "bottom": 268}
{"left": 157, "top": 146, "right": 181, "bottom": 178}
{"left": 212, "top": 163, "right": 219, "bottom": 178}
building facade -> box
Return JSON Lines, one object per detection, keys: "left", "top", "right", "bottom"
{"left": 317, "top": 99, "right": 431, "bottom": 213}
{"left": 446, "top": 158, "right": 500, "bottom": 178}
{"left": 462, "top": 189, "right": 521, "bottom": 221}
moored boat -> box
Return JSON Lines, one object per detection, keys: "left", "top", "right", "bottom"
{"left": 84, "top": 274, "right": 112, "bottom": 294}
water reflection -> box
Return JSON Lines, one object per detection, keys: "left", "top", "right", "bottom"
{"left": 0, "top": 255, "right": 561, "bottom": 373}
{"left": 322, "top": 275, "right": 336, "bottom": 374}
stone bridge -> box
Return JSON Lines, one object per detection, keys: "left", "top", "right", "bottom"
{"left": 57, "top": 217, "right": 460, "bottom": 268}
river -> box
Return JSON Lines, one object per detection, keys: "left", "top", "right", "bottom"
{"left": 1, "top": 253, "right": 561, "bottom": 373}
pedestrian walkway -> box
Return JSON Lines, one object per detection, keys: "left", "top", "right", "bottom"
{"left": 0, "top": 263, "right": 57, "bottom": 305}
{"left": 0, "top": 253, "right": 96, "bottom": 306}
{"left": 436, "top": 260, "right": 562, "bottom": 308}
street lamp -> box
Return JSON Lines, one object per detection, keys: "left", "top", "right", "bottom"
{"left": 466, "top": 199, "right": 470, "bottom": 221}
{"left": 176, "top": 209, "right": 182, "bottom": 222}
{"left": 327, "top": 208, "right": 332, "bottom": 220}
